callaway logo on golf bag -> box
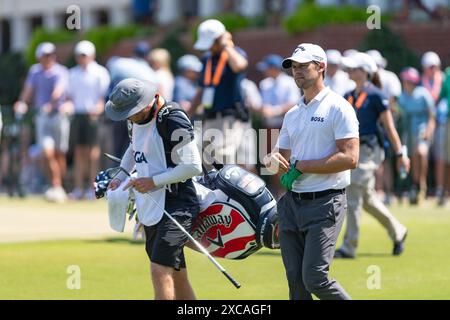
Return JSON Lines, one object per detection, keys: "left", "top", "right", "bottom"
{"left": 191, "top": 165, "right": 280, "bottom": 260}
{"left": 192, "top": 202, "right": 258, "bottom": 259}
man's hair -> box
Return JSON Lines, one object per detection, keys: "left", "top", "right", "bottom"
{"left": 371, "top": 72, "right": 383, "bottom": 89}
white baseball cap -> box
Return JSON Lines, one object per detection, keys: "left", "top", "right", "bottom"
{"left": 177, "top": 54, "right": 203, "bottom": 73}
{"left": 421, "top": 51, "right": 441, "bottom": 68}
{"left": 343, "top": 49, "right": 358, "bottom": 57}
{"left": 194, "top": 19, "right": 226, "bottom": 51}
{"left": 326, "top": 49, "right": 342, "bottom": 65}
{"left": 35, "top": 42, "right": 56, "bottom": 59}
{"left": 75, "top": 40, "right": 96, "bottom": 56}
{"left": 282, "top": 43, "right": 327, "bottom": 69}
{"left": 366, "top": 49, "right": 387, "bottom": 69}
{"left": 341, "top": 52, "right": 378, "bottom": 75}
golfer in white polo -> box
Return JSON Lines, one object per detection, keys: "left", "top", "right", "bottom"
{"left": 267, "top": 43, "right": 360, "bottom": 300}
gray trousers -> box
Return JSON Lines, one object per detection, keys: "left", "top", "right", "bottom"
{"left": 278, "top": 191, "right": 351, "bottom": 300}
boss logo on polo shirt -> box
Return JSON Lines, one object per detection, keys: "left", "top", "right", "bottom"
{"left": 311, "top": 116, "right": 325, "bottom": 123}
{"left": 134, "top": 151, "right": 148, "bottom": 163}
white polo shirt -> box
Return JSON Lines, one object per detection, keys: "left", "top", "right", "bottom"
{"left": 276, "top": 86, "right": 359, "bottom": 193}
{"left": 68, "top": 61, "right": 110, "bottom": 114}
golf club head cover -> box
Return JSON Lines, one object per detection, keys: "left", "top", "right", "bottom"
{"left": 94, "top": 170, "right": 112, "bottom": 199}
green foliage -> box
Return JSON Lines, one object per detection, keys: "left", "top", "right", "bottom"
{"left": 25, "top": 29, "right": 75, "bottom": 66}
{"left": 83, "top": 25, "right": 154, "bottom": 59}
{"left": 358, "top": 25, "right": 421, "bottom": 74}
{"left": 283, "top": 4, "right": 390, "bottom": 35}
{"left": 0, "top": 53, "right": 27, "bottom": 106}
{"left": 26, "top": 25, "right": 155, "bottom": 66}
{"left": 157, "top": 26, "right": 188, "bottom": 72}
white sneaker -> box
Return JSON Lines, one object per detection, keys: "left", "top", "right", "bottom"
{"left": 45, "top": 186, "right": 67, "bottom": 203}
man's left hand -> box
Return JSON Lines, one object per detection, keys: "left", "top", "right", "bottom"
{"left": 280, "top": 164, "right": 302, "bottom": 191}
{"left": 123, "top": 178, "right": 156, "bottom": 194}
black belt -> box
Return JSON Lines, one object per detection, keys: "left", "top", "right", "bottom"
{"left": 204, "top": 108, "right": 239, "bottom": 120}
{"left": 290, "top": 188, "right": 345, "bottom": 200}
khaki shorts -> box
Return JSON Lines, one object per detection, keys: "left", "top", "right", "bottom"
{"left": 36, "top": 111, "right": 70, "bottom": 153}
{"left": 351, "top": 143, "right": 385, "bottom": 187}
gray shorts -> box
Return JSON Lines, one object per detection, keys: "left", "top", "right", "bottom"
{"left": 36, "top": 111, "right": 70, "bottom": 153}
{"left": 433, "top": 124, "right": 446, "bottom": 161}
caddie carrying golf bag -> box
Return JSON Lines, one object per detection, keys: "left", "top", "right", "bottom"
{"left": 95, "top": 103, "right": 280, "bottom": 260}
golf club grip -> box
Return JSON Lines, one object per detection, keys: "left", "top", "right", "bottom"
{"left": 222, "top": 271, "right": 241, "bottom": 289}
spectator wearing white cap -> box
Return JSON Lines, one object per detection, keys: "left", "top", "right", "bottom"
{"left": 67, "top": 40, "right": 110, "bottom": 200}
{"left": 324, "top": 49, "right": 355, "bottom": 96}
{"left": 335, "top": 52, "right": 409, "bottom": 259}
{"left": 173, "top": 55, "right": 203, "bottom": 113}
{"left": 366, "top": 50, "right": 402, "bottom": 102}
{"left": 189, "top": 19, "right": 249, "bottom": 169}
{"left": 366, "top": 49, "right": 403, "bottom": 205}
{"left": 148, "top": 48, "right": 174, "bottom": 101}
{"left": 14, "top": 42, "right": 70, "bottom": 202}
{"left": 421, "top": 51, "right": 447, "bottom": 204}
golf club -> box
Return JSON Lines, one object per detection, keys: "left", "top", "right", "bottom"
{"left": 103, "top": 153, "right": 241, "bottom": 289}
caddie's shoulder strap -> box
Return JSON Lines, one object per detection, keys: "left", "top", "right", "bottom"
{"left": 155, "top": 102, "right": 192, "bottom": 143}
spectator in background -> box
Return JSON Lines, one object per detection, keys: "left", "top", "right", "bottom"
{"left": 148, "top": 48, "right": 174, "bottom": 101}
{"left": 422, "top": 51, "right": 443, "bottom": 101}
{"left": 366, "top": 49, "right": 403, "bottom": 205}
{"left": 335, "top": 52, "right": 409, "bottom": 259}
{"left": 421, "top": 51, "right": 447, "bottom": 205}
{"left": 324, "top": 49, "right": 355, "bottom": 96}
{"left": 189, "top": 19, "right": 249, "bottom": 169}
{"left": 106, "top": 41, "right": 158, "bottom": 159}
{"left": 398, "top": 67, "right": 436, "bottom": 205}
{"left": 14, "top": 42, "right": 70, "bottom": 203}
{"left": 173, "top": 54, "right": 203, "bottom": 112}
{"left": 67, "top": 41, "right": 110, "bottom": 200}
{"left": 257, "top": 54, "right": 300, "bottom": 194}
{"left": 440, "top": 67, "right": 450, "bottom": 205}
{"left": 239, "top": 77, "right": 261, "bottom": 173}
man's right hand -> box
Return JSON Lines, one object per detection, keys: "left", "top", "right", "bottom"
{"left": 265, "top": 152, "right": 290, "bottom": 175}
{"left": 108, "top": 178, "right": 122, "bottom": 191}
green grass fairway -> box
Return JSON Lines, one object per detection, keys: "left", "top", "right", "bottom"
{"left": 1, "top": 198, "right": 450, "bottom": 299}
